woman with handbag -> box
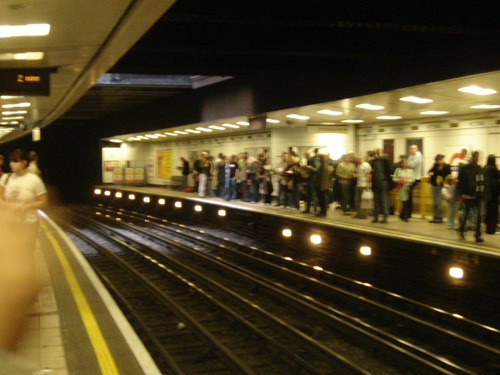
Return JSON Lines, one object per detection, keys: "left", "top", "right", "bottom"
{"left": 393, "top": 157, "right": 415, "bottom": 222}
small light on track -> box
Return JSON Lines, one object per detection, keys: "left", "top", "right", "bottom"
{"left": 360, "top": 246, "right": 372, "bottom": 256}
{"left": 143, "top": 197, "right": 151, "bottom": 203}
{"left": 158, "top": 198, "right": 166, "bottom": 205}
{"left": 104, "top": 191, "right": 111, "bottom": 196}
{"left": 128, "top": 194, "right": 135, "bottom": 200}
{"left": 194, "top": 205, "right": 202, "bottom": 212}
{"left": 94, "top": 189, "right": 102, "bottom": 195}
{"left": 449, "top": 267, "right": 464, "bottom": 279}
{"left": 310, "top": 235, "right": 322, "bottom": 244}
{"left": 218, "top": 209, "right": 226, "bottom": 217}
{"left": 115, "top": 192, "right": 122, "bottom": 198}
{"left": 282, "top": 229, "right": 292, "bottom": 237}
{"left": 174, "top": 201, "right": 182, "bottom": 208}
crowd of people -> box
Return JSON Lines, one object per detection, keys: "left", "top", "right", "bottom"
{"left": 180, "top": 146, "right": 500, "bottom": 242}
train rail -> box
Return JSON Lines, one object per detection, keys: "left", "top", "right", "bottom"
{"left": 52, "top": 205, "right": 500, "bottom": 374}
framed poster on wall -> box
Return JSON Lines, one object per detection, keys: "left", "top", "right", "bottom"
{"left": 157, "top": 150, "right": 173, "bottom": 178}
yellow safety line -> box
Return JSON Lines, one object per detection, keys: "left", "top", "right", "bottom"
{"left": 40, "top": 220, "right": 120, "bottom": 375}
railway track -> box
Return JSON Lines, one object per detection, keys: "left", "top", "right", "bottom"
{"left": 53, "top": 205, "right": 500, "bottom": 374}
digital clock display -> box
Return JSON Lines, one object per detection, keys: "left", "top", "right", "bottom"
{"left": 0, "top": 69, "right": 51, "bottom": 96}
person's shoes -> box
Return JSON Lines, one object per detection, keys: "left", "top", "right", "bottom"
{"left": 315, "top": 212, "right": 326, "bottom": 217}
{"left": 475, "top": 236, "right": 484, "bottom": 243}
{"left": 301, "top": 210, "right": 310, "bottom": 214}
{"left": 458, "top": 230, "right": 465, "bottom": 240}
{"left": 352, "top": 214, "right": 360, "bottom": 218}
{"left": 429, "top": 220, "right": 442, "bottom": 223}
{"left": 380, "top": 218, "right": 388, "bottom": 223}
{"left": 403, "top": 218, "right": 408, "bottom": 222}
{"left": 447, "top": 226, "right": 454, "bottom": 230}
{"left": 371, "top": 218, "right": 378, "bottom": 223}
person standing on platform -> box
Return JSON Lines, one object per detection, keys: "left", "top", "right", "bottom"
{"left": 314, "top": 154, "right": 330, "bottom": 217}
{"left": 0, "top": 149, "right": 48, "bottom": 373}
{"left": 483, "top": 154, "right": 500, "bottom": 235}
{"left": 442, "top": 175, "right": 459, "bottom": 229}
{"left": 260, "top": 157, "right": 274, "bottom": 204}
{"left": 393, "top": 157, "right": 415, "bottom": 222}
{"left": 217, "top": 155, "right": 227, "bottom": 198}
{"left": 223, "top": 155, "right": 238, "bottom": 201}
{"left": 407, "top": 144, "right": 423, "bottom": 217}
{"left": 301, "top": 152, "right": 318, "bottom": 213}
{"left": 336, "top": 154, "right": 356, "bottom": 214}
{"left": 427, "top": 154, "right": 451, "bottom": 223}
{"left": 197, "top": 152, "right": 209, "bottom": 198}
{"left": 457, "top": 151, "right": 484, "bottom": 242}
{"left": 207, "top": 155, "right": 215, "bottom": 197}
{"left": 371, "top": 149, "right": 391, "bottom": 223}
{"left": 353, "top": 153, "right": 371, "bottom": 219}
{"left": 178, "top": 157, "right": 190, "bottom": 190}
{"left": 26, "top": 151, "right": 41, "bottom": 177}
{"left": 0, "top": 155, "right": 4, "bottom": 178}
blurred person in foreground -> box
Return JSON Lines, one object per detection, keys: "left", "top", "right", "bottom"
{"left": 0, "top": 149, "right": 48, "bottom": 374}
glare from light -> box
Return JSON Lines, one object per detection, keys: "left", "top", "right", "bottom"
{"left": 310, "top": 235, "right": 322, "bottom": 244}
{"left": 341, "top": 119, "right": 364, "bottom": 123}
{"left": 109, "top": 139, "right": 122, "bottom": 143}
{"left": 137, "top": 136, "right": 148, "bottom": 140}
{"left": 449, "top": 267, "right": 464, "bottom": 279}
{"left": 313, "top": 266, "right": 323, "bottom": 271}
{"left": 452, "top": 313, "right": 464, "bottom": 319}
{"left": 104, "top": 191, "right": 111, "bottom": 196}
{"left": 194, "top": 205, "right": 202, "bottom": 212}
{"left": 208, "top": 125, "right": 226, "bottom": 130}
{"left": 222, "top": 123, "right": 239, "bottom": 128}
{"left": 1, "top": 96, "right": 23, "bottom": 99}
{"left": 145, "top": 134, "right": 158, "bottom": 138}
{"left": 127, "top": 137, "right": 140, "bottom": 141}
{"left": 164, "top": 132, "right": 178, "bottom": 136}
{"left": 185, "top": 129, "right": 201, "bottom": 133}
{"left": 399, "top": 96, "right": 433, "bottom": 104}
{"left": 376, "top": 116, "right": 402, "bottom": 120}
{"left": 174, "top": 130, "right": 188, "bottom": 135}
{"left": 420, "top": 111, "right": 448, "bottom": 115}
{"left": 196, "top": 127, "right": 213, "bottom": 132}
{"left": 218, "top": 209, "right": 226, "bottom": 216}
{"left": 0, "top": 52, "right": 44, "bottom": 61}
{"left": 284, "top": 257, "right": 293, "bottom": 261}
{"left": 128, "top": 194, "right": 135, "bottom": 200}
{"left": 317, "top": 109, "right": 343, "bottom": 116}
{"left": 286, "top": 114, "right": 310, "bottom": 120}
{"left": 94, "top": 189, "right": 102, "bottom": 195}
{"left": 143, "top": 197, "right": 151, "bottom": 203}
{"left": 154, "top": 133, "right": 166, "bottom": 137}
{"left": 2, "top": 111, "right": 27, "bottom": 115}
{"left": 0, "top": 24, "right": 50, "bottom": 38}
{"left": 356, "top": 103, "right": 384, "bottom": 110}
{"left": 360, "top": 246, "right": 372, "bottom": 256}
{"left": 158, "top": 198, "right": 166, "bottom": 205}
{"left": 174, "top": 201, "right": 182, "bottom": 208}
{"left": 236, "top": 121, "right": 249, "bottom": 126}
{"left": 266, "top": 119, "right": 280, "bottom": 123}
{"left": 458, "top": 86, "right": 497, "bottom": 95}
{"left": 115, "top": 192, "right": 122, "bottom": 198}
{"left": 282, "top": 229, "right": 292, "bottom": 237}
{"left": 470, "top": 104, "right": 500, "bottom": 109}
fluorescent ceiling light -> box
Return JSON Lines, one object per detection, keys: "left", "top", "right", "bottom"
{"left": 458, "top": 86, "right": 497, "bottom": 95}
{"left": 154, "top": 133, "right": 166, "bottom": 137}
{"left": 286, "top": 114, "right": 310, "bottom": 120}
{"left": 174, "top": 130, "right": 188, "bottom": 135}
{"left": 317, "top": 109, "right": 343, "bottom": 115}
{"left": 2, "top": 111, "right": 26, "bottom": 115}
{"left": 209, "top": 125, "right": 225, "bottom": 130}
{"left": 164, "top": 132, "right": 178, "bottom": 136}
{"left": 0, "top": 24, "right": 50, "bottom": 38}
{"left": 420, "top": 111, "right": 448, "bottom": 115}
{"left": 470, "top": 104, "right": 500, "bottom": 109}
{"left": 266, "top": 119, "right": 280, "bottom": 123}
{"left": 399, "top": 96, "right": 433, "bottom": 104}
{"left": 1, "top": 116, "right": 23, "bottom": 120}
{"left": 376, "top": 116, "right": 402, "bottom": 120}
{"left": 196, "top": 127, "right": 213, "bottom": 132}
{"left": 145, "top": 134, "right": 158, "bottom": 138}
{"left": 109, "top": 139, "right": 122, "bottom": 143}
{"left": 236, "top": 121, "right": 249, "bottom": 126}
{"left": 0, "top": 52, "right": 43, "bottom": 61}
{"left": 356, "top": 103, "right": 384, "bottom": 110}
{"left": 185, "top": 129, "right": 201, "bottom": 133}
{"left": 2, "top": 102, "right": 30, "bottom": 108}
{"left": 223, "top": 123, "right": 239, "bottom": 128}
{"left": 137, "top": 136, "right": 148, "bottom": 140}
{"left": 127, "top": 137, "right": 139, "bottom": 141}
{"left": 341, "top": 119, "right": 364, "bottom": 123}
{"left": 1, "top": 96, "right": 23, "bottom": 99}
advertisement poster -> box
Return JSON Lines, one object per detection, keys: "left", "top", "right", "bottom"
{"left": 157, "top": 150, "right": 172, "bottom": 178}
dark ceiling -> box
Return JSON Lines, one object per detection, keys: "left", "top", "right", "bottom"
{"left": 63, "top": 0, "right": 500, "bottom": 121}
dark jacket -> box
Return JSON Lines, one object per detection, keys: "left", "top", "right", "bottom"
{"left": 483, "top": 165, "right": 500, "bottom": 202}
{"left": 371, "top": 157, "right": 391, "bottom": 184}
{"left": 428, "top": 163, "right": 451, "bottom": 187}
{"left": 457, "top": 162, "right": 484, "bottom": 199}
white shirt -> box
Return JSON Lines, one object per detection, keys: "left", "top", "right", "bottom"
{"left": 0, "top": 173, "right": 47, "bottom": 224}
{"left": 408, "top": 151, "right": 423, "bottom": 180}
{"left": 356, "top": 162, "right": 372, "bottom": 187}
